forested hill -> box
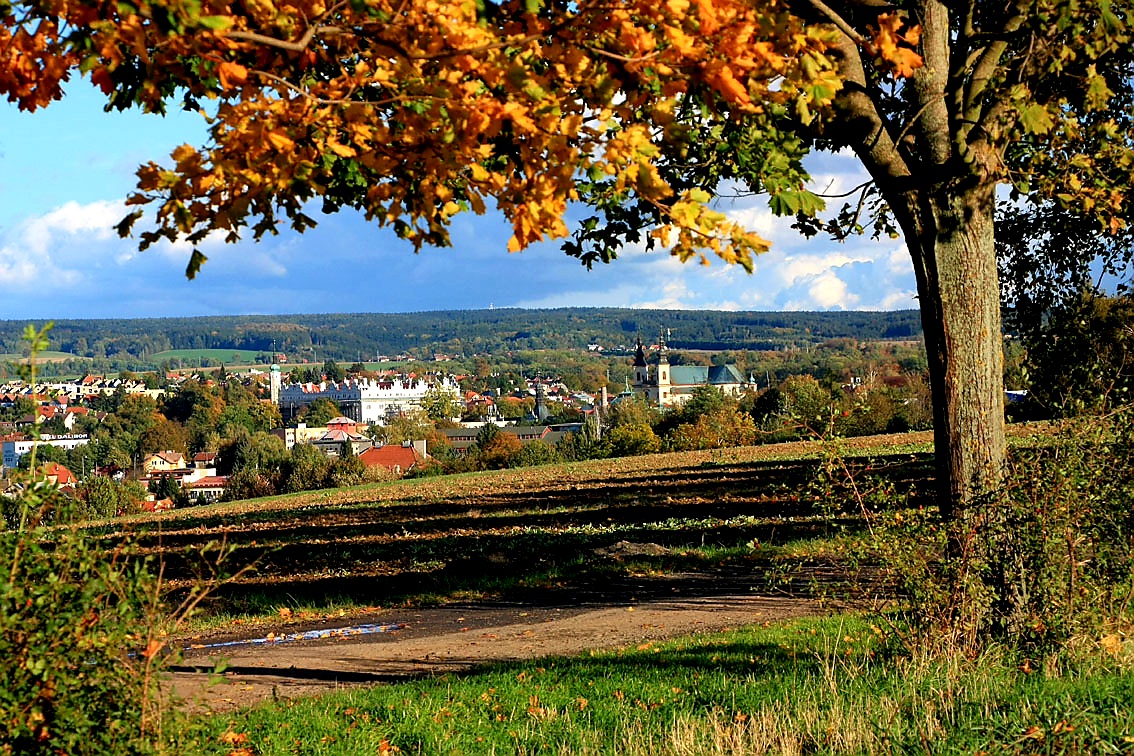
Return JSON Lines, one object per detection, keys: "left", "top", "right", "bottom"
{"left": 0, "top": 308, "right": 922, "bottom": 363}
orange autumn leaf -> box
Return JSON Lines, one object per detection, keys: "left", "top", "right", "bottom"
{"left": 219, "top": 731, "right": 250, "bottom": 745}
{"left": 216, "top": 60, "right": 248, "bottom": 90}
{"left": 869, "top": 13, "right": 923, "bottom": 78}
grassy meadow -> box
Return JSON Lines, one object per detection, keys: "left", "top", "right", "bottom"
{"left": 150, "top": 349, "right": 274, "bottom": 366}
{"left": 185, "top": 616, "right": 1134, "bottom": 755}
{"left": 0, "top": 350, "right": 88, "bottom": 364}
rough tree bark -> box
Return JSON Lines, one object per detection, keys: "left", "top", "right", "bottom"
{"left": 904, "top": 185, "right": 1006, "bottom": 523}
{"left": 823, "top": 0, "right": 1008, "bottom": 518}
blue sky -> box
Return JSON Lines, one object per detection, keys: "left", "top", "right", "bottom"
{"left": 0, "top": 81, "right": 919, "bottom": 320}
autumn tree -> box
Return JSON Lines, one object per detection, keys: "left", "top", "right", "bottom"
{"left": 5, "top": 0, "right": 1134, "bottom": 633}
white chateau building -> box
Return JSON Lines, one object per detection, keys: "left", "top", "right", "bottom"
{"left": 632, "top": 334, "right": 747, "bottom": 407}
{"left": 277, "top": 375, "right": 460, "bottom": 424}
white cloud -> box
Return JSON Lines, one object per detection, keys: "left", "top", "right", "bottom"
{"left": 808, "top": 272, "right": 858, "bottom": 309}
{"left": 0, "top": 200, "right": 124, "bottom": 288}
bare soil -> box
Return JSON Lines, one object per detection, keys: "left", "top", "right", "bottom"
{"left": 171, "top": 574, "right": 827, "bottom": 712}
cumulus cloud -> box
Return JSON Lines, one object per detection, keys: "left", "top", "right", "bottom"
{"left": 0, "top": 200, "right": 124, "bottom": 289}
{"left": 0, "top": 186, "right": 919, "bottom": 319}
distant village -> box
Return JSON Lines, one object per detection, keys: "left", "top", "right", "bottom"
{"left": 1, "top": 334, "right": 776, "bottom": 514}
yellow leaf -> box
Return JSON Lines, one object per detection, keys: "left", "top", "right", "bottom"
{"left": 266, "top": 131, "right": 295, "bottom": 151}
{"left": 171, "top": 143, "right": 197, "bottom": 163}
{"left": 507, "top": 235, "right": 522, "bottom": 253}
{"left": 327, "top": 139, "right": 357, "bottom": 158}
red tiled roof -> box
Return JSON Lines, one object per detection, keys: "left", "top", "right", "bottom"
{"left": 358, "top": 445, "right": 420, "bottom": 472}
{"left": 41, "top": 462, "right": 76, "bottom": 485}
{"left": 187, "top": 476, "right": 229, "bottom": 489}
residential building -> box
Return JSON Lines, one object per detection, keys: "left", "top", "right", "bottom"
{"left": 359, "top": 442, "right": 427, "bottom": 475}
{"left": 143, "top": 450, "right": 187, "bottom": 474}
{"left": 1, "top": 433, "right": 90, "bottom": 469}
{"left": 186, "top": 476, "right": 229, "bottom": 503}
{"left": 439, "top": 425, "right": 554, "bottom": 455}
{"left": 271, "top": 423, "right": 330, "bottom": 450}
{"left": 40, "top": 462, "right": 76, "bottom": 488}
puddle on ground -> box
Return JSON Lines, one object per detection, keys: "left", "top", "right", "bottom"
{"left": 186, "top": 623, "right": 403, "bottom": 651}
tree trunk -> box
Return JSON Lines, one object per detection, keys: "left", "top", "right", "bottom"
{"left": 901, "top": 182, "right": 1006, "bottom": 520}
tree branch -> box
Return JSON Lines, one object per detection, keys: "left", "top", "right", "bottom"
{"left": 908, "top": 0, "right": 951, "bottom": 166}
{"left": 826, "top": 24, "right": 911, "bottom": 189}
{"left": 959, "top": 1, "right": 1030, "bottom": 142}
{"left": 805, "top": 0, "right": 869, "bottom": 46}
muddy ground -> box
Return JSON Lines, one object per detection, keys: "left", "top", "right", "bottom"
{"left": 171, "top": 573, "right": 828, "bottom": 712}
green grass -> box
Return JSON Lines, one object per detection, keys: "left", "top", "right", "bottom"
{"left": 185, "top": 615, "right": 1134, "bottom": 755}
{"left": 150, "top": 348, "right": 273, "bottom": 365}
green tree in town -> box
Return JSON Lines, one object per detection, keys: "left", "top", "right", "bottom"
{"left": 299, "top": 398, "right": 342, "bottom": 427}
{"left": 419, "top": 385, "right": 463, "bottom": 424}
{"left": 323, "top": 359, "right": 346, "bottom": 383}
{"left": 280, "top": 443, "right": 331, "bottom": 493}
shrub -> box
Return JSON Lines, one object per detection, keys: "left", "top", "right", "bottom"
{"left": 668, "top": 405, "right": 757, "bottom": 451}
{"left": 326, "top": 454, "right": 368, "bottom": 487}
{"left": 871, "top": 414, "right": 1134, "bottom": 653}
{"left": 221, "top": 468, "right": 276, "bottom": 501}
{"left": 607, "top": 422, "right": 661, "bottom": 456}
{"left": 516, "top": 439, "right": 561, "bottom": 466}
{"left": 75, "top": 476, "right": 149, "bottom": 519}
{"left": 479, "top": 432, "right": 523, "bottom": 469}
{"left": 1, "top": 477, "right": 169, "bottom": 755}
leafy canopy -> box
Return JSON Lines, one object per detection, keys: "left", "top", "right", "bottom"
{"left": 2, "top": 0, "right": 923, "bottom": 274}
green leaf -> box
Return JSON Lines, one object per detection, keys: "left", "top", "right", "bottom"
{"left": 1019, "top": 103, "right": 1055, "bottom": 135}
{"left": 196, "top": 15, "right": 233, "bottom": 30}
{"left": 185, "top": 249, "right": 208, "bottom": 280}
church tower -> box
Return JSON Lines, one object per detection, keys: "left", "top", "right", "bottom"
{"left": 656, "top": 330, "right": 672, "bottom": 405}
{"left": 270, "top": 363, "right": 282, "bottom": 406}
{"left": 632, "top": 336, "right": 650, "bottom": 389}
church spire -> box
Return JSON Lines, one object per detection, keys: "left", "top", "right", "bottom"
{"left": 633, "top": 335, "right": 647, "bottom": 368}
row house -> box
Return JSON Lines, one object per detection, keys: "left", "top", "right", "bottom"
{"left": 277, "top": 375, "right": 460, "bottom": 424}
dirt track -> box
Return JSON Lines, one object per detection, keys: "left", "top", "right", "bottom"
{"left": 171, "top": 575, "right": 826, "bottom": 712}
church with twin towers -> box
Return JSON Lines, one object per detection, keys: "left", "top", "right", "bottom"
{"left": 631, "top": 332, "right": 748, "bottom": 408}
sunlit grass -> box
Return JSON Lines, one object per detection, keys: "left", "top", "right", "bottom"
{"left": 185, "top": 615, "right": 1134, "bottom": 755}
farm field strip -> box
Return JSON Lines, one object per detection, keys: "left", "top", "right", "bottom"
{"left": 102, "top": 427, "right": 1048, "bottom": 632}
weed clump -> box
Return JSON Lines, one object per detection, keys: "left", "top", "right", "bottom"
{"left": 871, "top": 415, "right": 1134, "bottom": 654}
